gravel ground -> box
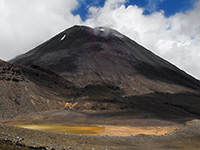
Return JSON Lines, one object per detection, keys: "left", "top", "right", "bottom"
{"left": 1, "top": 120, "right": 200, "bottom": 150}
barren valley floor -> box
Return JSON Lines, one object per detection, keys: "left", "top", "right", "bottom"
{"left": 1, "top": 110, "right": 200, "bottom": 150}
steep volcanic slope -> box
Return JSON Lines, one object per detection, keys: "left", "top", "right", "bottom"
{"left": 0, "top": 60, "right": 76, "bottom": 118}
{"left": 10, "top": 25, "right": 200, "bottom": 96}
{"left": 2, "top": 58, "right": 200, "bottom": 119}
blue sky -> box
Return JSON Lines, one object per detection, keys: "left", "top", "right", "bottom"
{"left": 73, "top": 0, "right": 197, "bottom": 21}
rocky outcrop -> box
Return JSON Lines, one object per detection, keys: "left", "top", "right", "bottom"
{"left": 0, "top": 60, "right": 76, "bottom": 118}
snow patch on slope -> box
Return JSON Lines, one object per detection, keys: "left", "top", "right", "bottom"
{"left": 60, "top": 35, "right": 66, "bottom": 41}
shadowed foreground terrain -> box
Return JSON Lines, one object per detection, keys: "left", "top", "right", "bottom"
{"left": 1, "top": 120, "right": 200, "bottom": 150}
{"left": 1, "top": 109, "right": 199, "bottom": 149}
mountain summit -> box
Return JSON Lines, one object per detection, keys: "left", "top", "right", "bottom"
{"left": 10, "top": 25, "right": 200, "bottom": 96}
{"left": 1, "top": 25, "right": 199, "bottom": 119}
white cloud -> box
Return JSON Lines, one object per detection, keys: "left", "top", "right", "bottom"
{"left": 0, "top": 0, "right": 82, "bottom": 60}
{"left": 0, "top": 0, "right": 200, "bottom": 80}
{"left": 85, "top": 0, "right": 200, "bottom": 79}
{"left": 146, "top": 0, "right": 164, "bottom": 13}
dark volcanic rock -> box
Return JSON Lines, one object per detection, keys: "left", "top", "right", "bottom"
{"left": 10, "top": 25, "right": 200, "bottom": 96}
{"left": 0, "top": 60, "right": 76, "bottom": 118}
{"left": 4, "top": 25, "right": 200, "bottom": 119}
